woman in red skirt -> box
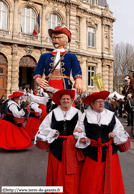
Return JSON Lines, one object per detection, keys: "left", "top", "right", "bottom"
{"left": 35, "top": 89, "right": 84, "bottom": 194}
{"left": 28, "top": 87, "right": 59, "bottom": 122}
{"left": 0, "top": 91, "right": 33, "bottom": 150}
{"left": 25, "top": 102, "right": 42, "bottom": 139}
{"left": 74, "top": 91, "right": 130, "bottom": 194}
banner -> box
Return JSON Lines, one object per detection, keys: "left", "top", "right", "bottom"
{"left": 91, "top": 73, "right": 105, "bottom": 91}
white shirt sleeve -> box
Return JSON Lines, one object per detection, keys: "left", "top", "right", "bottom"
{"left": 113, "top": 117, "right": 129, "bottom": 144}
{"left": 28, "top": 94, "right": 49, "bottom": 105}
{"left": 31, "top": 103, "right": 42, "bottom": 114}
{"left": 73, "top": 112, "right": 90, "bottom": 148}
{"left": 34, "top": 112, "right": 59, "bottom": 144}
{"left": 9, "top": 104, "right": 25, "bottom": 118}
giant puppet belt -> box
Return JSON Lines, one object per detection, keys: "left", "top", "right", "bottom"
{"left": 90, "top": 138, "right": 113, "bottom": 194}
{"left": 46, "top": 75, "right": 69, "bottom": 80}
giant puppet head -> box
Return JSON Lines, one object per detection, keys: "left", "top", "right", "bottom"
{"left": 48, "top": 26, "right": 71, "bottom": 49}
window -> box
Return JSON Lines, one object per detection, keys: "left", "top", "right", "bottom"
{"left": 81, "top": 0, "right": 94, "bottom": 4}
{"left": 0, "top": 1, "right": 7, "bottom": 30}
{"left": 21, "top": 7, "right": 36, "bottom": 34}
{"left": 88, "top": 27, "right": 95, "bottom": 47}
{"left": 48, "top": 13, "right": 61, "bottom": 30}
{"left": 90, "top": 0, "right": 94, "bottom": 5}
{"left": 88, "top": 66, "right": 95, "bottom": 86}
{"left": 0, "top": 67, "right": 3, "bottom": 73}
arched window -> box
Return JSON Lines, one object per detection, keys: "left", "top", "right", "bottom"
{"left": 48, "top": 13, "right": 61, "bottom": 30}
{"left": 0, "top": 1, "right": 8, "bottom": 30}
{"left": 21, "top": 7, "right": 36, "bottom": 34}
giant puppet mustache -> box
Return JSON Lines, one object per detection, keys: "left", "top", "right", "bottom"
{"left": 53, "top": 41, "right": 60, "bottom": 44}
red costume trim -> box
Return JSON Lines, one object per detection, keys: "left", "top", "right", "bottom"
{"left": 51, "top": 51, "right": 66, "bottom": 55}
{"left": 34, "top": 75, "right": 41, "bottom": 80}
{"left": 74, "top": 75, "right": 82, "bottom": 80}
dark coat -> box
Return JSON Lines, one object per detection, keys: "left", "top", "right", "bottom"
{"left": 104, "top": 101, "right": 113, "bottom": 111}
{"left": 122, "top": 75, "right": 134, "bottom": 98}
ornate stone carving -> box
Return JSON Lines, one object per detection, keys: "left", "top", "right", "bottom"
{"left": 43, "top": 4, "right": 47, "bottom": 10}
{"left": 86, "top": 16, "right": 98, "bottom": 28}
{"left": 52, "top": 6, "right": 59, "bottom": 12}
{"left": 87, "top": 55, "right": 98, "bottom": 63}
{"left": 77, "top": 56, "right": 83, "bottom": 65}
{"left": 102, "top": 18, "right": 112, "bottom": 27}
{"left": 18, "top": 32, "right": 38, "bottom": 40}
{"left": 11, "top": 44, "right": 18, "bottom": 55}
{"left": 0, "top": 30, "right": 10, "bottom": 35}
{"left": 27, "top": 0, "right": 34, "bottom": 7}
{"left": 45, "top": 37, "right": 52, "bottom": 43}
{"left": 19, "top": 56, "right": 36, "bottom": 67}
{"left": 24, "top": 46, "right": 34, "bottom": 55}
{"left": 102, "top": 59, "right": 113, "bottom": 67}
{"left": 102, "top": 4, "right": 114, "bottom": 20}
{"left": 40, "top": 48, "right": 46, "bottom": 54}
{"left": 0, "top": 53, "right": 7, "bottom": 63}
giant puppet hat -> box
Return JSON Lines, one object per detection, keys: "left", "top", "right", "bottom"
{"left": 48, "top": 26, "right": 71, "bottom": 42}
{"left": 82, "top": 91, "right": 110, "bottom": 106}
{"left": 8, "top": 91, "right": 24, "bottom": 98}
{"left": 52, "top": 89, "right": 75, "bottom": 105}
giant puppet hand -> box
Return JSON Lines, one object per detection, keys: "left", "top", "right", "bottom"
{"left": 36, "top": 78, "right": 49, "bottom": 89}
{"left": 73, "top": 79, "right": 83, "bottom": 94}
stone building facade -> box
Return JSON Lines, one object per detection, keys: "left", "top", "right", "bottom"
{"left": 0, "top": 0, "right": 115, "bottom": 97}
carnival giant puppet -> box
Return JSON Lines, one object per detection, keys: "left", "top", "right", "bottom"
{"left": 34, "top": 26, "right": 83, "bottom": 94}
{"left": 122, "top": 75, "right": 134, "bottom": 98}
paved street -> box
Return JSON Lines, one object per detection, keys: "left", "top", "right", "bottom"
{"left": 0, "top": 116, "right": 134, "bottom": 194}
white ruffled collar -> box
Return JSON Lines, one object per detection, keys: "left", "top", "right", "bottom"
{"left": 7, "top": 100, "right": 20, "bottom": 108}
{"left": 85, "top": 108, "right": 114, "bottom": 126}
{"left": 53, "top": 48, "right": 65, "bottom": 52}
{"left": 53, "top": 106, "right": 79, "bottom": 121}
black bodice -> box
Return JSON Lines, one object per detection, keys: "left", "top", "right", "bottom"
{"left": 49, "top": 111, "right": 78, "bottom": 161}
{"left": 51, "top": 111, "right": 78, "bottom": 136}
{"left": 83, "top": 115, "right": 118, "bottom": 162}
{"left": 2, "top": 104, "right": 22, "bottom": 127}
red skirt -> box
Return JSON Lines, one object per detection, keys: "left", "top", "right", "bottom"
{"left": 46, "top": 140, "right": 83, "bottom": 194}
{"left": 25, "top": 117, "right": 41, "bottom": 139}
{"left": 49, "top": 79, "right": 64, "bottom": 90}
{"left": 79, "top": 152, "right": 125, "bottom": 194}
{"left": 39, "top": 104, "right": 48, "bottom": 122}
{"left": 0, "top": 119, "right": 33, "bottom": 150}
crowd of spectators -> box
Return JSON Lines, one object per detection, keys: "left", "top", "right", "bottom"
{"left": 1, "top": 89, "right": 134, "bottom": 127}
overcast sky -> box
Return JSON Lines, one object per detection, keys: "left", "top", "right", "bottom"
{"left": 107, "top": 0, "right": 134, "bottom": 46}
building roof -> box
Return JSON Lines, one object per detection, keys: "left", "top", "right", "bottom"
{"left": 98, "top": 0, "right": 107, "bottom": 7}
